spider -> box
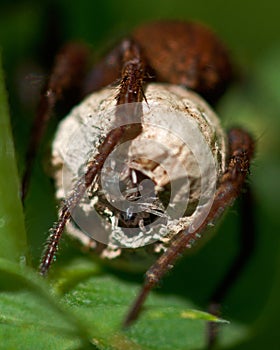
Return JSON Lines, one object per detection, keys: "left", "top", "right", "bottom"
{"left": 22, "top": 20, "right": 255, "bottom": 348}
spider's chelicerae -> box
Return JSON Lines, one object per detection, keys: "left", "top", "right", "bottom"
{"left": 22, "top": 20, "right": 255, "bottom": 347}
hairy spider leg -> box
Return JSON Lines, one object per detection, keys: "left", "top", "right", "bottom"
{"left": 39, "top": 39, "right": 147, "bottom": 276}
{"left": 123, "top": 128, "right": 255, "bottom": 327}
{"left": 207, "top": 182, "right": 256, "bottom": 348}
{"left": 21, "top": 43, "right": 89, "bottom": 201}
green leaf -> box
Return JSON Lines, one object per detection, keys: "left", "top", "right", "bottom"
{"left": 0, "top": 254, "right": 237, "bottom": 350}
{"left": 0, "top": 54, "right": 28, "bottom": 265}
{"left": 61, "top": 272, "right": 230, "bottom": 350}
{"left": 0, "top": 259, "right": 95, "bottom": 350}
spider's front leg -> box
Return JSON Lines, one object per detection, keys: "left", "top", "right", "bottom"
{"left": 39, "top": 39, "right": 147, "bottom": 276}
{"left": 123, "top": 127, "right": 255, "bottom": 327}
{"left": 21, "top": 43, "right": 89, "bottom": 201}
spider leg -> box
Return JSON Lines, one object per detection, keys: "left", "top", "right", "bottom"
{"left": 39, "top": 39, "right": 147, "bottom": 276}
{"left": 21, "top": 43, "right": 89, "bottom": 201}
{"left": 207, "top": 182, "right": 256, "bottom": 348}
{"left": 123, "top": 127, "right": 255, "bottom": 327}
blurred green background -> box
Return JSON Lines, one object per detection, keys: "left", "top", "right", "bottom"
{"left": 0, "top": 0, "right": 280, "bottom": 349}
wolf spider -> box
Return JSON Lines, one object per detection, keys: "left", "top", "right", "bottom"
{"left": 22, "top": 20, "right": 255, "bottom": 348}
